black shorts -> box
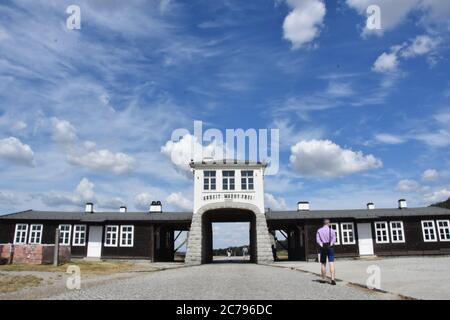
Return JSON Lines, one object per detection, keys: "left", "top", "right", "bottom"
{"left": 320, "top": 247, "right": 335, "bottom": 264}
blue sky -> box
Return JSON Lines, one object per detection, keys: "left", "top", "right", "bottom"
{"left": 0, "top": 0, "right": 449, "bottom": 246}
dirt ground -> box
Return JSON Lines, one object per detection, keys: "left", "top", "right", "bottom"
{"left": 0, "top": 260, "right": 182, "bottom": 300}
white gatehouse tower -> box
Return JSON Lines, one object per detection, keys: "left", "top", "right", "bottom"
{"left": 184, "top": 159, "right": 274, "bottom": 264}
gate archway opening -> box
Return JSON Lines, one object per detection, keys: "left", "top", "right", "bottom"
{"left": 201, "top": 208, "right": 257, "bottom": 263}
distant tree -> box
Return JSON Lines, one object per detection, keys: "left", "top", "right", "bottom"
{"left": 213, "top": 245, "right": 248, "bottom": 256}
{"left": 431, "top": 198, "right": 450, "bottom": 209}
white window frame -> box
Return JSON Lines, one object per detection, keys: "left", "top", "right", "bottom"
{"left": 436, "top": 220, "right": 450, "bottom": 242}
{"left": 389, "top": 221, "right": 405, "bottom": 243}
{"left": 28, "top": 224, "right": 43, "bottom": 245}
{"left": 14, "top": 223, "right": 28, "bottom": 244}
{"left": 203, "top": 170, "right": 216, "bottom": 191}
{"left": 222, "top": 170, "right": 235, "bottom": 190}
{"left": 241, "top": 170, "right": 254, "bottom": 190}
{"left": 104, "top": 225, "right": 119, "bottom": 247}
{"left": 341, "top": 222, "right": 355, "bottom": 245}
{"left": 421, "top": 220, "right": 437, "bottom": 242}
{"left": 59, "top": 224, "right": 72, "bottom": 245}
{"left": 120, "top": 225, "right": 134, "bottom": 247}
{"left": 374, "top": 221, "right": 390, "bottom": 244}
{"left": 330, "top": 223, "right": 340, "bottom": 245}
{"left": 73, "top": 224, "right": 87, "bottom": 246}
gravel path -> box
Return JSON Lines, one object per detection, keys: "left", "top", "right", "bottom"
{"left": 50, "top": 263, "right": 394, "bottom": 300}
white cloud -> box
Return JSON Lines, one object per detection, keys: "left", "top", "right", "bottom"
{"left": 282, "top": 0, "right": 326, "bottom": 49}
{"left": 374, "top": 133, "right": 405, "bottom": 144}
{"left": 0, "top": 27, "right": 9, "bottom": 41}
{"left": 49, "top": 117, "right": 137, "bottom": 174}
{"left": 434, "top": 109, "right": 450, "bottom": 124}
{"left": 134, "top": 192, "right": 153, "bottom": 211}
{"left": 0, "top": 191, "right": 18, "bottom": 205}
{"left": 346, "top": 0, "right": 420, "bottom": 35}
{"left": 40, "top": 177, "right": 95, "bottom": 208}
{"left": 420, "top": 0, "right": 450, "bottom": 22}
{"left": 161, "top": 134, "right": 226, "bottom": 173}
{"left": 51, "top": 117, "right": 77, "bottom": 144}
{"left": 325, "top": 82, "right": 354, "bottom": 97}
{"left": 264, "top": 193, "right": 288, "bottom": 210}
{"left": 290, "top": 139, "right": 383, "bottom": 177}
{"left": 414, "top": 130, "right": 450, "bottom": 147}
{"left": 159, "top": 0, "right": 172, "bottom": 14}
{"left": 373, "top": 52, "right": 399, "bottom": 73}
{"left": 400, "top": 35, "right": 440, "bottom": 58}
{"left": 346, "top": 0, "right": 450, "bottom": 35}
{"left": 373, "top": 35, "right": 440, "bottom": 74}
{"left": 272, "top": 118, "right": 325, "bottom": 150}
{"left": 100, "top": 197, "right": 126, "bottom": 211}
{"left": 422, "top": 169, "right": 439, "bottom": 181}
{"left": 424, "top": 188, "right": 450, "bottom": 203}
{"left": 12, "top": 121, "right": 27, "bottom": 132}
{"left": 0, "top": 137, "right": 35, "bottom": 166}
{"left": 166, "top": 192, "right": 193, "bottom": 211}
{"left": 396, "top": 179, "right": 420, "bottom": 192}
{"left": 75, "top": 177, "right": 95, "bottom": 202}
{"left": 68, "top": 149, "right": 136, "bottom": 175}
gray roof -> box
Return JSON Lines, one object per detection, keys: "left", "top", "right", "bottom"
{"left": 2, "top": 207, "right": 450, "bottom": 223}
{"left": 0, "top": 210, "right": 193, "bottom": 222}
{"left": 266, "top": 207, "right": 450, "bottom": 220}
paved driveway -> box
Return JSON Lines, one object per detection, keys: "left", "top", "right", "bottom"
{"left": 272, "top": 256, "right": 450, "bottom": 300}
{"left": 50, "top": 263, "right": 395, "bottom": 300}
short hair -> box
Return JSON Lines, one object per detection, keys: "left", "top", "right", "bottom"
{"left": 323, "top": 219, "right": 330, "bottom": 225}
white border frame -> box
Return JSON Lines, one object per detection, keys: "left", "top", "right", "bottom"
{"left": 389, "top": 221, "right": 405, "bottom": 243}
{"left": 120, "top": 225, "right": 134, "bottom": 247}
{"left": 421, "top": 220, "right": 437, "bottom": 242}
{"left": 73, "top": 224, "right": 87, "bottom": 246}
{"left": 104, "top": 225, "right": 119, "bottom": 247}
{"left": 59, "top": 224, "right": 72, "bottom": 245}
{"left": 14, "top": 223, "right": 28, "bottom": 244}
{"left": 341, "top": 222, "right": 356, "bottom": 245}
{"left": 436, "top": 220, "right": 450, "bottom": 242}
{"left": 374, "top": 221, "right": 390, "bottom": 244}
{"left": 28, "top": 224, "right": 43, "bottom": 245}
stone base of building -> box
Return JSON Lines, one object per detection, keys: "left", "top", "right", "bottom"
{"left": 185, "top": 204, "right": 274, "bottom": 265}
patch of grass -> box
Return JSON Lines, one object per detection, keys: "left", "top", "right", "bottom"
{"left": 277, "top": 250, "right": 289, "bottom": 260}
{"left": 0, "top": 260, "right": 140, "bottom": 275}
{"left": 0, "top": 274, "right": 43, "bottom": 293}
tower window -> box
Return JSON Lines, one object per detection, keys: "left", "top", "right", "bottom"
{"left": 222, "top": 170, "right": 235, "bottom": 190}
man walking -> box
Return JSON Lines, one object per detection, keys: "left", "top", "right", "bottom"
{"left": 316, "top": 219, "right": 337, "bottom": 285}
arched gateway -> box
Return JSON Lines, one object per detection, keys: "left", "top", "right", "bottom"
{"left": 185, "top": 160, "right": 274, "bottom": 265}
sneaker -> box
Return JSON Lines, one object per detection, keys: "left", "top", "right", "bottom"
{"left": 330, "top": 280, "right": 336, "bottom": 285}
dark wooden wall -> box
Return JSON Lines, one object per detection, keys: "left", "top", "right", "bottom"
{"left": 372, "top": 216, "right": 450, "bottom": 256}
{"left": 101, "top": 224, "right": 153, "bottom": 259}
{"left": 0, "top": 221, "right": 15, "bottom": 244}
{"left": 3, "top": 214, "right": 450, "bottom": 262}
{"left": 302, "top": 215, "right": 450, "bottom": 260}
{"left": 0, "top": 219, "right": 88, "bottom": 257}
